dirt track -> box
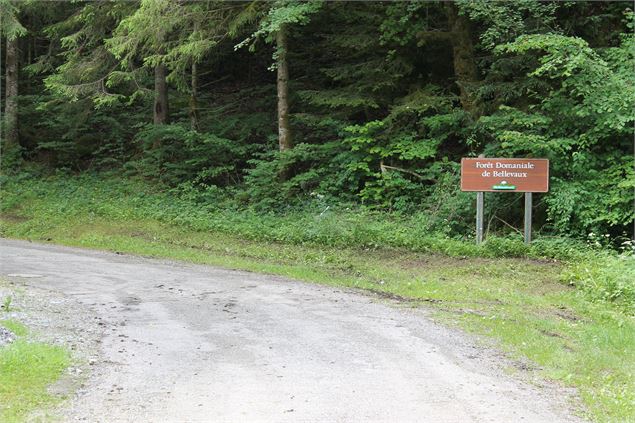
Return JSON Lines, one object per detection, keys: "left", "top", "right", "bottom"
{"left": 0, "top": 239, "right": 583, "bottom": 422}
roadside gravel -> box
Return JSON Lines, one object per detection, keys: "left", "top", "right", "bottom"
{"left": 0, "top": 326, "right": 16, "bottom": 347}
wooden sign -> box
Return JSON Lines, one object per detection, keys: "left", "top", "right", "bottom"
{"left": 460, "top": 158, "right": 549, "bottom": 193}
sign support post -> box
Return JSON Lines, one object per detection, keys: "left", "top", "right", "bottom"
{"left": 476, "top": 191, "right": 484, "bottom": 245}
{"left": 460, "top": 157, "right": 549, "bottom": 245}
{"left": 524, "top": 192, "right": 532, "bottom": 244}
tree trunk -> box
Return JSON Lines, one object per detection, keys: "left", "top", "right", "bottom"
{"left": 153, "top": 64, "right": 169, "bottom": 125}
{"left": 446, "top": 3, "right": 479, "bottom": 118}
{"left": 189, "top": 62, "right": 199, "bottom": 131}
{"left": 276, "top": 27, "right": 292, "bottom": 152}
{"left": 4, "top": 36, "right": 19, "bottom": 149}
{"left": 27, "top": 31, "right": 32, "bottom": 92}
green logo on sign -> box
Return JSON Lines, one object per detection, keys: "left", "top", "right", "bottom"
{"left": 492, "top": 181, "right": 516, "bottom": 190}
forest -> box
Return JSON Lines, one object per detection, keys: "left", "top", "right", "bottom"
{"left": 1, "top": 0, "right": 634, "bottom": 241}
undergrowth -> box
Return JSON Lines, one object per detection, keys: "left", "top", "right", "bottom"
{"left": 1, "top": 173, "right": 633, "bottom": 311}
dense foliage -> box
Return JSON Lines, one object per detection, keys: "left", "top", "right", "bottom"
{"left": 1, "top": 0, "right": 633, "bottom": 242}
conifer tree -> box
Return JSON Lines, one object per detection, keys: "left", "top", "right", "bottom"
{"left": 238, "top": 0, "right": 323, "bottom": 152}
{"left": 1, "top": 0, "right": 26, "bottom": 150}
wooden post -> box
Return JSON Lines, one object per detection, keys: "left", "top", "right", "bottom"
{"left": 524, "top": 192, "right": 532, "bottom": 244}
{"left": 476, "top": 191, "right": 484, "bottom": 245}
{"left": 475, "top": 153, "right": 485, "bottom": 245}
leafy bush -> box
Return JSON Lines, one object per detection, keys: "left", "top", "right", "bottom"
{"left": 563, "top": 253, "right": 635, "bottom": 312}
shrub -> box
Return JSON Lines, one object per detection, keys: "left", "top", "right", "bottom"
{"left": 562, "top": 253, "right": 635, "bottom": 312}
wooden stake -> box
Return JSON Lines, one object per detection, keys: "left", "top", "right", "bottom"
{"left": 524, "top": 192, "right": 532, "bottom": 244}
{"left": 475, "top": 153, "right": 485, "bottom": 245}
{"left": 476, "top": 191, "right": 484, "bottom": 244}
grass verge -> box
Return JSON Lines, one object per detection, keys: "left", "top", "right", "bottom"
{"left": 1, "top": 174, "right": 634, "bottom": 422}
{"left": 0, "top": 318, "right": 70, "bottom": 422}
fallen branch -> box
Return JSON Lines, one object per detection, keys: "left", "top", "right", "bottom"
{"left": 380, "top": 163, "right": 433, "bottom": 181}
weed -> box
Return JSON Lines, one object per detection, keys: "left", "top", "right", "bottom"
{"left": 1, "top": 297, "right": 12, "bottom": 313}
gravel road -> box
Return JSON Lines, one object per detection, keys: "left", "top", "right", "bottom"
{"left": 0, "top": 239, "right": 583, "bottom": 423}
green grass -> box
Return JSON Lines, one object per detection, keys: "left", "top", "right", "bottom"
{"left": 0, "top": 320, "right": 70, "bottom": 423}
{"left": 1, "top": 174, "right": 634, "bottom": 422}
{"left": 0, "top": 320, "right": 27, "bottom": 337}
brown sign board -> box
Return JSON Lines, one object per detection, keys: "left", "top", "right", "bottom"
{"left": 461, "top": 158, "right": 549, "bottom": 192}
